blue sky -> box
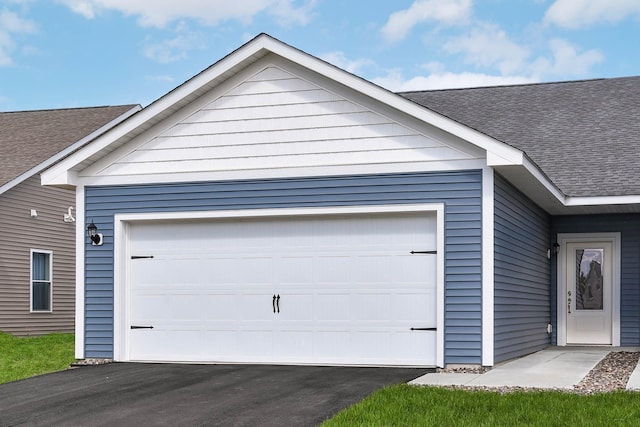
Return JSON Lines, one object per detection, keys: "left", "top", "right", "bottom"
{"left": 1, "top": 0, "right": 639, "bottom": 111}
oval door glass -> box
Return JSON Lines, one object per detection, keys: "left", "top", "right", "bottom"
{"left": 575, "top": 248, "right": 604, "bottom": 310}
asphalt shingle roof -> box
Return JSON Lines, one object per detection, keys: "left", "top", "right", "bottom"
{"left": 0, "top": 105, "right": 138, "bottom": 188}
{"left": 399, "top": 76, "right": 640, "bottom": 198}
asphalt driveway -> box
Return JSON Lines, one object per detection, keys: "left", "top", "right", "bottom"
{"left": 0, "top": 363, "right": 429, "bottom": 426}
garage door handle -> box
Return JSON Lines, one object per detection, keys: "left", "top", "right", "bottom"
{"left": 131, "top": 325, "right": 154, "bottom": 329}
{"left": 410, "top": 327, "right": 436, "bottom": 331}
{"left": 273, "top": 295, "right": 277, "bottom": 313}
{"left": 276, "top": 294, "right": 280, "bottom": 313}
{"left": 272, "top": 294, "right": 281, "bottom": 313}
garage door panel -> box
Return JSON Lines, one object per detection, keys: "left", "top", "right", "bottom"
{"left": 127, "top": 211, "right": 438, "bottom": 366}
{"left": 134, "top": 258, "right": 202, "bottom": 286}
{"left": 393, "top": 292, "right": 436, "bottom": 323}
{"left": 314, "top": 256, "right": 350, "bottom": 283}
{"left": 315, "top": 293, "right": 350, "bottom": 321}
{"left": 203, "top": 294, "right": 238, "bottom": 320}
{"left": 239, "top": 293, "right": 277, "bottom": 321}
{"left": 351, "top": 293, "right": 390, "bottom": 321}
{"left": 274, "top": 257, "right": 314, "bottom": 283}
{"left": 236, "top": 257, "right": 274, "bottom": 283}
{"left": 237, "top": 330, "right": 274, "bottom": 359}
{"left": 352, "top": 256, "right": 392, "bottom": 283}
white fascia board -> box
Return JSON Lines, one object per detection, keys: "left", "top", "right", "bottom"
{"left": 565, "top": 194, "right": 640, "bottom": 207}
{"left": 521, "top": 156, "right": 566, "bottom": 205}
{"left": 40, "top": 105, "right": 141, "bottom": 188}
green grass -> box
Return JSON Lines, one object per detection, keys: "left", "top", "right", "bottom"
{"left": 0, "top": 332, "right": 75, "bottom": 384}
{"left": 322, "top": 384, "right": 640, "bottom": 427}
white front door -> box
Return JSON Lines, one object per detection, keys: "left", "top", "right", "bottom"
{"left": 564, "top": 241, "right": 613, "bottom": 345}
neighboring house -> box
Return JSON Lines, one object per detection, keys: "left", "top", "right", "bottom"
{"left": 0, "top": 105, "right": 140, "bottom": 336}
{"left": 42, "top": 34, "right": 640, "bottom": 367}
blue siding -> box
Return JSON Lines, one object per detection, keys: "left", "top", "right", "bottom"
{"left": 494, "top": 173, "right": 551, "bottom": 363}
{"left": 84, "top": 171, "right": 483, "bottom": 364}
{"left": 551, "top": 214, "right": 640, "bottom": 346}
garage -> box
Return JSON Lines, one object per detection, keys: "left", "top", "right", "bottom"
{"left": 120, "top": 207, "right": 440, "bottom": 366}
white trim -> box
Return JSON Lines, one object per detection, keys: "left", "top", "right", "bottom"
{"left": 73, "top": 160, "right": 488, "bottom": 187}
{"left": 113, "top": 218, "right": 129, "bottom": 362}
{"left": 113, "top": 203, "right": 446, "bottom": 367}
{"left": 74, "top": 187, "right": 85, "bottom": 359}
{"left": 556, "top": 232, "right": 621, "bottom": 346}
{"left": 565, "top": 195, "right": 640, "bottom": 207}
{"left": 481, "top": 168, "right": 495, "bottom": 366}
{"left": 114, "top": 203, "right": 443, "bottom": 222}
{"left": 522, "top": 157, "right": 566, "bottom": 205}
{"left": 29, "top": 249, "right": 53, "bottom": 313}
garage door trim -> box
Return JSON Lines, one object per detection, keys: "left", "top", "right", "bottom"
{"left": 113, "top": 204, "right": 445, "bottom": 367}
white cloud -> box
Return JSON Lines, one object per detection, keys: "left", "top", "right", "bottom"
{"left": 320, "top": 51, "right": 373, "bottom": 74}
{"left": 0, "top": 8, "right": 37, "bottom": 66}
{"left": 436, "top": 24, "right": 602, "bottom": 81}
{"left": 545, "top": 0, "right": 640, "bottom": 28}
{"left": 58, "top": 0, "right": 317, "bottom": 27}
{"left": 269, "top": 0, "right": 317, "bottom": 27}
{"left": 143, "top": 22, "right": 206, "bottom": 63}
{"left": 381, "top": 0, "right": 472, "bottom": 43}
{"left": 532, "top": 38, "right": 603, "bottom": 77}
{"left": 372, "top": 68, "right": 535, "bottom": 92}
{"left": 443, "top": 23, "right": 530, "bottom": 75}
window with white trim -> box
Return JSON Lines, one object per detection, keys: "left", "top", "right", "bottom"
{"left": 31, "top": 249, "right": 52, "bottom": 312}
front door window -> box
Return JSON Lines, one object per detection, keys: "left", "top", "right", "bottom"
{"left": 575, "top": 248, "right": 603, "bottom": 311}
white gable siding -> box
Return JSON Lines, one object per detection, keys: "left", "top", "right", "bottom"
{"left": 89, "top": 66, "right": 484, "bottom": 183}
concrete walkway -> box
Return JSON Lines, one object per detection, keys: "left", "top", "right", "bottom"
{"left": 411, "top": 347, "right": 640, "bottom": 391}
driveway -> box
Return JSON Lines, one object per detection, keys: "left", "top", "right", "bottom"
{"left": 0, "top": 363, "right": 428, "bottom": 426}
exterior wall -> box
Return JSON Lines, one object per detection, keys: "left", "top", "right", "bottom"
{"left": 551, "top": 214, "right": 640, "bottom": 346}
{"left": 84, "top": 170, "right": 483, "bottom": 364}
{"left": 494, "top": 173, "right": 551, "bottom": 363}
{"left": 0, "top": 175, "right": 75, "bottom": 335}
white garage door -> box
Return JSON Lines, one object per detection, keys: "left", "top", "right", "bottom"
{"left": 126, "top": 211, "right": 438, "bottom": 366}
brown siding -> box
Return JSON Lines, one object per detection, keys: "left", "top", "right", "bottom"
{"left": 0, "top": 175, "right": 75, "bottom": 335}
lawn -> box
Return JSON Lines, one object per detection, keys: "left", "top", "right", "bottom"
{"left": 322, "top": 384, "right": 640, "bottom": 427}
{"left": 0, "top": 332, "right": 75, "bottom": 384}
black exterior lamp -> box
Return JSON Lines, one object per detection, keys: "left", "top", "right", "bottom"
{"left": 87, "top": 220, "right": 103, "bottom": 246}
{"left": 552, "top": 242, "right": 560, "bottom": 255}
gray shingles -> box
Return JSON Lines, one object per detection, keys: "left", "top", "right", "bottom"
{"left": 399, "top": 77, "right": 640, "bottom": 197}
{"left": 0, "top": 105, "right": 138, "bottom": 188}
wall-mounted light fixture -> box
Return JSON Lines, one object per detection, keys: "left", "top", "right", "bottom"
{"left": 87, "top": 220, "right": 103, "bottom": 246}
{"left": 547, "top": 242, "right": 561, "bottom": 259}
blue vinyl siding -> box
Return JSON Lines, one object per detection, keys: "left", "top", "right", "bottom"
{"left": 551, "top": 214, "right": 640, "bottom": 346}
{"left": 84, "top": 171, "right": 483, "bottom": 363}
{"left": 494, "top": 173, "right": 551, "bottom": 363}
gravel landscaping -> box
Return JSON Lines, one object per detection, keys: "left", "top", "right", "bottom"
{"left": 574, "top": 351, "right": 640, "bottom": 394}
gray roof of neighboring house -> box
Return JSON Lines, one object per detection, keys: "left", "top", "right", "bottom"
{"left": 0, "top": 105, "right": 139, "bottom": 189}
{"left": 399, "top": 76, "right": 640, "bottom": 198}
